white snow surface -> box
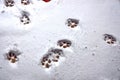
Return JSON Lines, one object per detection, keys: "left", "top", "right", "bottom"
{"left": 0, "top": 0, "right": 120, "bottom": 80}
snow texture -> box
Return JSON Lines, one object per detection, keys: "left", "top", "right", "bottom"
{"left": 0, "top": 0, "right": 120, "bottom": 80}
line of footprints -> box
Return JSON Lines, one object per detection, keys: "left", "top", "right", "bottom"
{"left": 3, "top": 0, "right": 118, "bottom": 69}
{"left": 4, "top": 18, "right": 78, "bottom": 69}
{"left": 3, "top": 0, "right": 82, "bottom": 68}
{"left": 4, "top": 18, "right": 118, "bottom": 69}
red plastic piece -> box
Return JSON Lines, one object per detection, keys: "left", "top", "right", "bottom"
{"left": 43, "top": 0, "right": 51, "bottom": 2}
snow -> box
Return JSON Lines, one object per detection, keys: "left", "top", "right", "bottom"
{"left": 0, "top": 0, "right": 120, "bottom": 80}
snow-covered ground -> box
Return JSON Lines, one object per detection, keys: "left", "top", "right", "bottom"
{"left": 0, "top": 0, "right": 120, "bottom": 80}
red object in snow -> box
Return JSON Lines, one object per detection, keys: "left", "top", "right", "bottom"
{"left": 43, "top": 0, "right": 51, "bottom": 2}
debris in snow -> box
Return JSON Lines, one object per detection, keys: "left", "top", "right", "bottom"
{"left": 103, "top": 34, "right": 116, "bottom": 45}
{"left": 0, "top": 67, "right": 2, "bottom": 69}
{"left": 57, "top": 39, "right": 72, "bottom": 48}
{"left": 92, "top": 53, "right": 95, "bottom": 56}
{"left": 66, "top": 18, "right": 79, "bottom": 28}
{"left": 85, "top": 46, "right": 88, "bottom": 49}
{"left": 117, "top": 68, "right": 120, "bottom": 71}
{"left": 1, "top": 10, "right": 5, "bottom": 13}
{"left": 4, "top": 0, "right": 15, "bottom": 7}
{"left": 5, "top": 49, "right": 21, "bottom": 63}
